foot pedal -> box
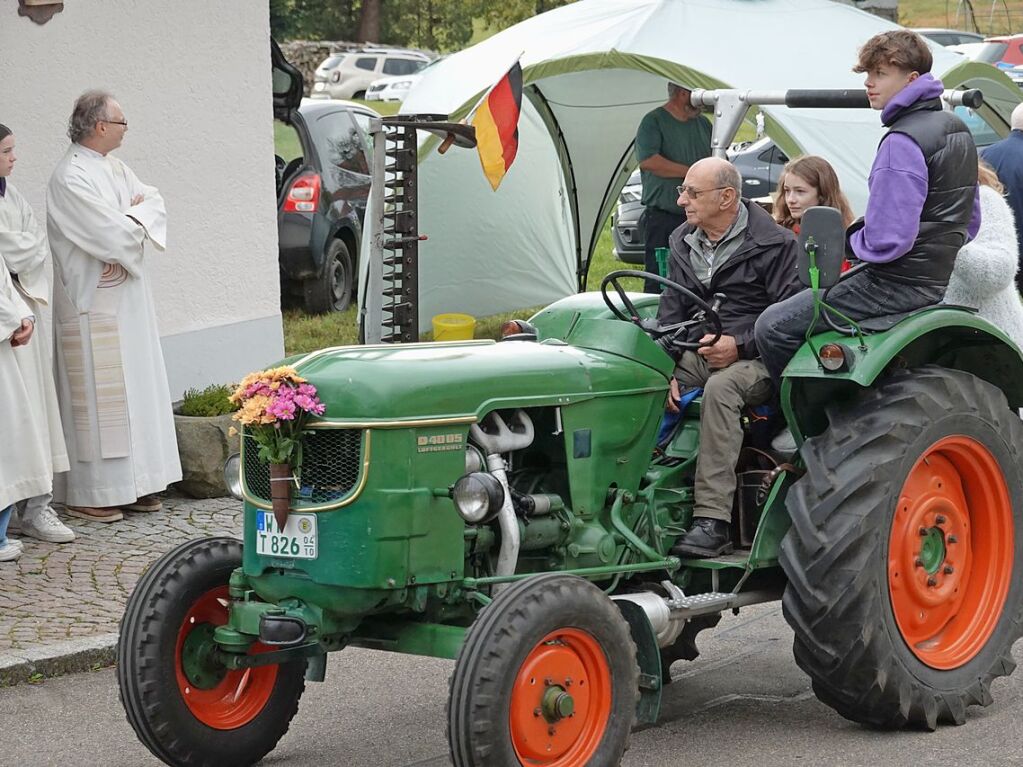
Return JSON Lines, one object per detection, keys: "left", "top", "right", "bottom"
{"left": 673, "top": 592, "right": 736, "bottom": 618}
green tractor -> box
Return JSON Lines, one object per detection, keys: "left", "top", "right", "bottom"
{"left": 118, "top": 88, "right": 1023, "bottom": 767}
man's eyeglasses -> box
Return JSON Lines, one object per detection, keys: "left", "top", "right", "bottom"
{"left": 101, "top": 119, "right": 128, "bottom": 127}
{"left": 676, "top": 185, "right": 727, "bottom": 199}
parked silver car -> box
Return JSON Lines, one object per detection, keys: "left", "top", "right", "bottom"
{"left": 310, "top": 48, "right": 430, "bottom": 101}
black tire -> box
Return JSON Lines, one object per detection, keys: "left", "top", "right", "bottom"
{"left": 781, "top": 366, "right": 1023, "bottom": 730}
{"left": 352, "top": 90, "right": 367, "bottom": 100}
{"left": 117, "top": 537, "right": 306, "bottom": 767}
{"left": 448, "top": 573, "right": 638, "bottom": 767}
{"left": 304, "top": 238, "right": 353, "bottom": 313}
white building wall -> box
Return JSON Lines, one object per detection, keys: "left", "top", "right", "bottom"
{"left": 0, "top": 0, "right": 283, "bottom": 397}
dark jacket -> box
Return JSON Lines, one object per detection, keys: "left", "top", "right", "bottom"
{"left": 657, "top": 200, "right": 801, "bottom": 360}
{"left": 873, "top": 97, "right": 977, "bottom": 286}
{"left": 982, "top": 130, "right": 1023, "bottom": 292}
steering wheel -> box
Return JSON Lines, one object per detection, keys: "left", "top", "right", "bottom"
{"left": 600, "top": 269, "right": 723, "bottom": 350}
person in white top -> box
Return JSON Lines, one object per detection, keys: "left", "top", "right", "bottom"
{"left": 47, "top": 91, "right": 181, "bottom": 523}
{"left": 0, "top": 124, "right": 75, "bottom": 545}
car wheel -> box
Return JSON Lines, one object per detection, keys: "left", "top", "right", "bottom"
{"left": 304, "top": 238, "right": 353, "bottom": 314}
{"left": 352, "top": 90, "right": 366, "bottom": 100}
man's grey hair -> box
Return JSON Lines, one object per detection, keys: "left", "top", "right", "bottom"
{"left": 1011, "top": 102, "right": 1023, "bottom": 131}
{"left": 667, "top": 81, "right": 691, "bottom": 99}
{"left": 68, "top": 90, "right": 114, "bottom": 144}
{"left": 716, "top": 162, "right": 743, "bottom": 196}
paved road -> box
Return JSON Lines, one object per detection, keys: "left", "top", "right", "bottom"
{"left": 0, "top": 495, "right": 240, "bottom": 651}
{"left": 3, "top": 603, "right": 1023, "bottom": 767}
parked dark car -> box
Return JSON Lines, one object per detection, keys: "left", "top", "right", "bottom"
{"left": 612, "top": 138, "right": 786, "bottom": 263}
{"left": 273, "top": 42, "right": 375, "bottom": 313}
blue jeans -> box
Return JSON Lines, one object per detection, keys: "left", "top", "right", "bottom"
{"left": 0, "top": 505, "right": 12, "bottom": 545}
{"left": 754, "top": 269, "right": 945, "bottom": 382}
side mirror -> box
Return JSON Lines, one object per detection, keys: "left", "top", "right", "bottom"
{"left": 796, "top": 206, "right": 846, "bottom": 289}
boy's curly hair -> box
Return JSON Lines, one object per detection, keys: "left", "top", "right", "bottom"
{"left": 853, "top": 30, "right": 932, "bottom": 75}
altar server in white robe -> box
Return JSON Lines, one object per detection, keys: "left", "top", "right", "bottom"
{"left": 47, "top": 91, "right": 181, "bottom": 523}
{"left": 0, "top": 124, "right": 75, "bottom": 543}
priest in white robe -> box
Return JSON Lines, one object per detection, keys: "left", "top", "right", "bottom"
{"left": 0, "top": 124, "right": 74, "bottom": 543}
{"left": 47, "top": 91, "right": 181, "bottom": 523}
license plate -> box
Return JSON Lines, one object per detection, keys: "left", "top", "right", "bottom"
{"left": 255, "top": 511, "right": 317, "bottom": 559}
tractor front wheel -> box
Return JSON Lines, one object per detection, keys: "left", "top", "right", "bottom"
{"left": 117, "top": 537, "right": 306, "bottom": 766}
{"left": 781, "top": 367, "right": 1023, "bottom": 729}
{"left": 448, "top": 574, "right": 639, "bottom": 766}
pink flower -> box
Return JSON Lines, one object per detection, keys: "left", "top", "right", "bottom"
{"left": 266, "top": 393, "right": 297, "bottom": 421}
{"left": 294, "top": 393, "right": 325, "bottom": 414}
{"left": 297, "top": 383, "right": 317, "bottom": 397}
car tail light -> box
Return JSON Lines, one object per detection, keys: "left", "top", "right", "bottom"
{"left": 284, "top": 173, "right": 321, "bottom": 213}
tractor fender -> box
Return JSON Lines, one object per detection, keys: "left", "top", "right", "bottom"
{"left": 614, "top": 599, "right": 663, "bottom": 725}
{"left": 779, "top": 308, "right": 1023, "bottom": 441}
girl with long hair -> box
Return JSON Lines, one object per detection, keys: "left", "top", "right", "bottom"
{"left": 773, "top": 155, "right": 854, "bottom": 234}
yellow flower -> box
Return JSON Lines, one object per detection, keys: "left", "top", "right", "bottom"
{"left": 232, "top": 394, "right": 275, "bottom": 425}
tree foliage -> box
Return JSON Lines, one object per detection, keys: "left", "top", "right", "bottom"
{"left": 269, "top": 0, "right": 577, "bottom": 50}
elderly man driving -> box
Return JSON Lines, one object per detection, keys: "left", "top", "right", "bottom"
{"left": 657, "top": 157, "right": 802, "bottom": 557}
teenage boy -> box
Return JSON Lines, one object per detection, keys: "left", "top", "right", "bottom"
{"left": 754, "top": 30, "right": 981, "bottom": 383}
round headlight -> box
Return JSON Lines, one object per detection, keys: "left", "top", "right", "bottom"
{"left": 223, "top": 452, "right": 243, "bottom": 500}
{"left": 452, "top": 472, "right": 505, "bottom": 523}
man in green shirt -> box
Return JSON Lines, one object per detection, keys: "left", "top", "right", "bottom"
{"left": 635, "top": 82, "right": 713, "bottom": 292}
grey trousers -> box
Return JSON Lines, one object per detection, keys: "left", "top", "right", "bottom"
{"left": 676, "top": 352, "right": 773, "bottom": 523}
{"left": 16, "top": 493, "right": 52, "bottom": 523}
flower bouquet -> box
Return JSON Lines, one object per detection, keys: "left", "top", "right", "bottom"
{"left": 230, "top": 366, "right": 325, "bottom": 526}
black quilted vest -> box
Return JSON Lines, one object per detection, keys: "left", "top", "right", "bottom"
{"left": 868, "top": 97, "right": 977, "bottom": 287}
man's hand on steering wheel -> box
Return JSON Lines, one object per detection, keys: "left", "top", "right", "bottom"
{"left": 697, "top": 333, "right": 739, "bottom": 368}
{"left": 600, "top": 269, "right": 723, "bottom": 351}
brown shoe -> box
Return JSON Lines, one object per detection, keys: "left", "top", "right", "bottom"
{"left": 124, "top": 494, "right": 162, "bottom": 513}
{"left": 66, "top": 506, "right": 124, "bottom": 523}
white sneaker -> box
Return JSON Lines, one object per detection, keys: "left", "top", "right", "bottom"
{"left": 0, "top": 540, "right": 22, "bottom": 561}
{"left": 771, "top": 428, "right": 798, "bottom": 455}
{"left": 20, "top": 507, "right": 76, "bottom": 543}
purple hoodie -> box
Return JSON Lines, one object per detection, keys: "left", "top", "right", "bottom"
{"left": 850, "top": 73, "right": 981, "bottom": 263}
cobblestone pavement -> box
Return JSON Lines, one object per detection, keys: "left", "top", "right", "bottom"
{"left": 0, "top": 493, "right": 241, "bottom": 652}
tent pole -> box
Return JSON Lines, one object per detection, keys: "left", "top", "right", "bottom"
{"left": 525, "top": 86, "right": 584, "bottom": 291}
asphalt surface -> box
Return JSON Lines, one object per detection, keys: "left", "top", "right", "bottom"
{"left": 3, "top": 602, "right": 1023, "bottom": 767}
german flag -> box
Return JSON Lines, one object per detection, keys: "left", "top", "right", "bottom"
{"left": 471, "top": 61, "right": 523, "bottom": 191}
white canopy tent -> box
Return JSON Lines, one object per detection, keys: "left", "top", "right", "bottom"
{"left": 360, "top": 0, "right": 1019, "bottom": 335}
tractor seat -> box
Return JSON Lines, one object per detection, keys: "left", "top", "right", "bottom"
{"left": 825, "top": 303, "right": 978, "bottom": 335}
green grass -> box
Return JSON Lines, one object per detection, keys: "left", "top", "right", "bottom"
{"left": 899, "top": 0, "right": 1020, "bottom": 34}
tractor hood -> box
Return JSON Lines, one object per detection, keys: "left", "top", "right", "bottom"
{"left": 292, "top": 322, "right": 671, "bottom": 423}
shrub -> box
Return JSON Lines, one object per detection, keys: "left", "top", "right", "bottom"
{"left": 179, "top": 383, "right": 239, "bottom": 417}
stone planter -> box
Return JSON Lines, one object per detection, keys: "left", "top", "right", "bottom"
{"left": 173, "top": 411, "right": 240, "bottom": 498}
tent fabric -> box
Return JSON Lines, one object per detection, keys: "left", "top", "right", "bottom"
{"left": 359, "top": 0, "right": 1020, "bottom": 334}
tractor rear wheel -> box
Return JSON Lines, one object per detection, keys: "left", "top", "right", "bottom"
{"left": 448, "top": 573, "right": 639, "bottom": 766}
{"left": 117, "top": 537, "right": 306, "bottom": 766}
{"left": 781, "top": 366, "right": 1023, "bottom": 729}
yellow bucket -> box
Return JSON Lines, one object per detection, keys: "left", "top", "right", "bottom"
{"left": 432, "top": 313, "right": 476, "bottom": 341}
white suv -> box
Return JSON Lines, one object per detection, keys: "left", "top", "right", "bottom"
{"left": 311, "top": 49, "right": 430, "bottom": 101}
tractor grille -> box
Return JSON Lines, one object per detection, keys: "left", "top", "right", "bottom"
{"left": 243, "top": 429, "right": 363, "bottom": 505}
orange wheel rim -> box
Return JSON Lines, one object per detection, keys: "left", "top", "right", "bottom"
{"left": 509, "top": 628, "right": 611, "bottom": 766}
{"left": 174, "top": 586, "right": 279, "bottom": 729}
{"left": 888, "top": 435, "right": 1014, "bottom": 669}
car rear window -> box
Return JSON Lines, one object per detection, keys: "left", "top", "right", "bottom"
{"left": 975, "top": 42, "right": 1008, "bottom": 63}
{"left": 954, "top": 106, "right": 1000, "bottom": 148}
{"left": 355, "top": 57, "right": 377, "bottom": 71}
{"left": 321, "top": 54, "right": 346, "bottom": 69}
